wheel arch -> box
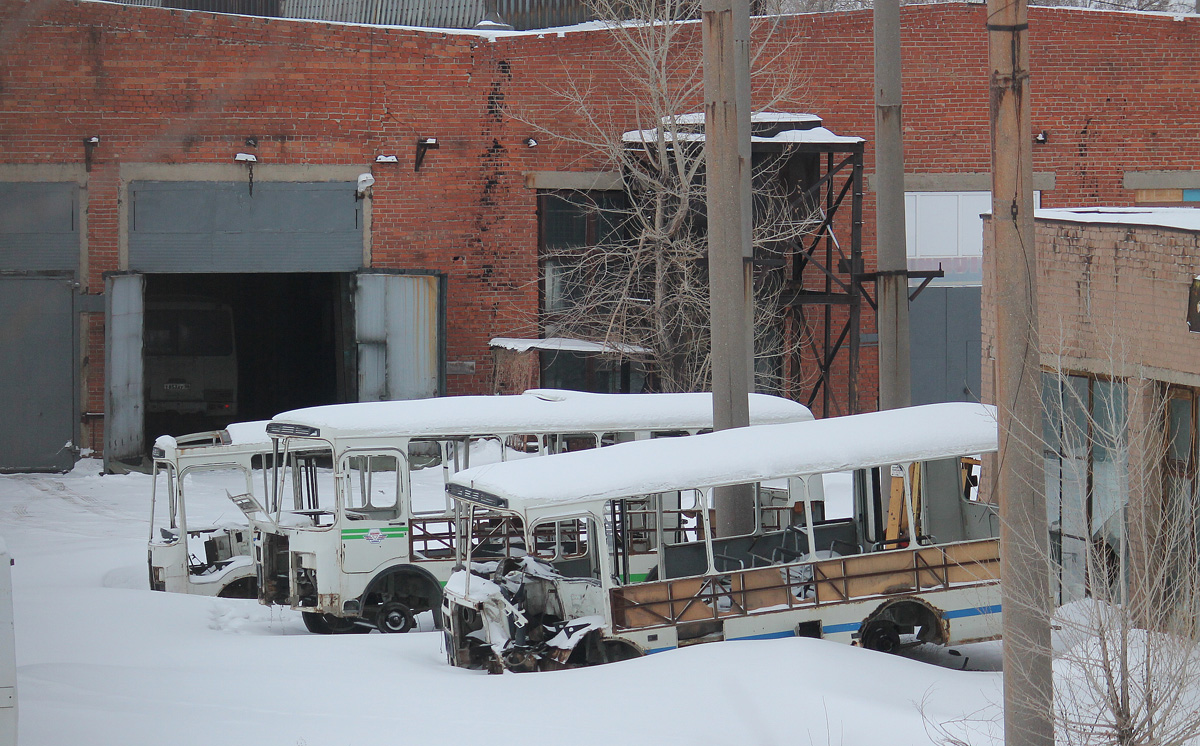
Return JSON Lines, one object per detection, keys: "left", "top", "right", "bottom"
{"left": 859, "top": 596, "right": 948, "bottom": 648}
{"left": 361, "top": 563, "right": 443, "bottom": 614}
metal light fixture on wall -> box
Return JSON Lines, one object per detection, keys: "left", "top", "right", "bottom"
{"left": 234, "top": 152, "right": 257, "bottom": 195}
{"left": 83, "top": 136, "right": 99, "bottom": 173}
{"left": 415, "top": 137, "right": 439, "bottom": 172}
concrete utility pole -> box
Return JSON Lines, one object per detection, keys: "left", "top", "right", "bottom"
{"left": 703, "top": 0, "right": 755, "bottom": 537}
{"left": 874, "top": 0, "right": 911, "bottom": 411}
{"left": 987, "top": 0, "right": 1054, "bottom": 742}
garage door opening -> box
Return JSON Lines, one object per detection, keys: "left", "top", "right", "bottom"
{"left": 143, "top": 273, "right": 351, "bottom": 440}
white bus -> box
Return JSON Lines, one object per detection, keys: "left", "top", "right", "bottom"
{"left": 149, "top": 421, "right": 280, "bottom": 598}
{"left": 442, "top": 402, "right": 1001, "bottom": 672}
{"left": 242, "top": 390, "right": 814, "bottom": 634}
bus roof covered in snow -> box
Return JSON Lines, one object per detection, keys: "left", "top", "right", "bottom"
{"left": 447, "top": 402, "right": 998, "bottom": 514}
{"left": 265, "top": 389, "right": 813, "bottom": 440}
{"left": 151, "top": 420, "right": 272, "bottom": 461}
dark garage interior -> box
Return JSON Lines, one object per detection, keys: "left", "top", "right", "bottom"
{"left": 143, "top": 272, "right": 351, "bottom": 441}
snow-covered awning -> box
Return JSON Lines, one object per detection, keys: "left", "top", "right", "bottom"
{"left": 489, "top": 337, "right": 651, "bottom": 355}
{"left": 622, "top": 112, "right": 864, "bottom": 146}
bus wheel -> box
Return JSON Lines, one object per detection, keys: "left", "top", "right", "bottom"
{"left": 376, "top": 601, "right": 415, "bottom": 633}
{"left": 302, "top": 611, "right": 333, "bottom": 634}
{"left": 860, "top": 620, "right": 902, "bottom": 654}
{"left": 327, "top": 615, "right": 370, "bottom": 634}
{"left": 303, "top": 612, "right": 369, "bottom": 634}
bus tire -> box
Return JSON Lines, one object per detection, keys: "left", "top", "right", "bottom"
{"left": 361, "top": 564, "right": 442, "bottom": 629}
{"left": 376, "top": 601, "right": 415, "bottom": 634}
{"left": 860, "top": 620, "right": 901, "bottom": 653}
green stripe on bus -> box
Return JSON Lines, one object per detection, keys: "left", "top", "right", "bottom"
{"left": 341, "top": 527, "right": 408, "bottom": 539}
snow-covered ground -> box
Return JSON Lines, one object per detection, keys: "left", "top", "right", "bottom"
{"left": 1, "top": 460, "right": 1005, "bottom": 746}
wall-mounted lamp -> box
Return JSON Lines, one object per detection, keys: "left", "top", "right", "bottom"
{"left": 356, "top": 172, "right": 375, "bottom": 200}
{"left": 523, "top": 137, "right": 538, "bottom": 148}
{"left": 83, "top": 136, "right": 100, "bottom": 173}
{"left": 375, "top": 154, "right": 399, "bottom": 164}
{"left": 1034, "top": 130, "right": 1049, "bottom": 144}
{"left": 234, "top": 152, "right": 257, "bottom": 195}
{"left": 415, "top": 137, "right": 440, "bottom": 172}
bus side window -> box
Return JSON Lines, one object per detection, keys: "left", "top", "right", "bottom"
{"left": 343, "top": 454, "right": 400, "bottom": 521}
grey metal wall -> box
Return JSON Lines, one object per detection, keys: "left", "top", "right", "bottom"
{"left": 128, "top": 181, "right": 363, "bottom": 273}
{"left": 0, "top": 183, "right": 78, "bottom": 272}
{"left": 909, "top": 286, "right": 982, "bottom": 406}
{"left": 355, "top": 272, "right": 445, "bottom": 401}
{"left": 113, "top": 0, "right": 595, "bottom": 29}
{"left": 104, "top": 274, "right": 145, "bottom": 469}
{"left": 0, "top": 182, "right": 80, "bottom": 472}
{"left": 0, "top": 275, "right": 78, "bottom": 472}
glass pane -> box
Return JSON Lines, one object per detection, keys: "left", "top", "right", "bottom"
{"left": 1168, "top": 396, "right": 1193, "bottom": 464}
{"left": 1090, "top": 380, "right": 1128, "bottom": 541}
{"left": 150, "top": 463, "right": 179, "bottom": 544}
{"left": 343, "top": 454, "right": 399, "bottom": 514}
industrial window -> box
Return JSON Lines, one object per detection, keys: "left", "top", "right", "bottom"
{"left": 905, "top": 191, "right": 1041, "bottom": 285}
{"left": 538, "top": 190, "right": 627, "bottom": 315}
{"left": 1041, "top": 372, "right": 1128, "bottom": 605}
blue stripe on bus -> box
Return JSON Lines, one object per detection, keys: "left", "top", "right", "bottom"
{"left": 644, "top": 603, "right": 1001, "bottom": 652}
{"left": 728, "top": 630, "right": 798, "bottom": 642}
{"left": 942, "top": 604, "right": 1002, "bottom": 620}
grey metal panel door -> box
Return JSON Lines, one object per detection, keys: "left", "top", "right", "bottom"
{"left": 0, "top": 183, "right": 79, "bottom": 272}
{"left": 355, "top": 272, "right": 443, "bottom": 401}
{"left": 105, "top": 274, "right": 145, "bottom": 468}
{"left": 128, "top": 181, "right": 363, "bottom": 273}
{"left": 909, "top": 286, "right": 982, "bottom": 406}
{"left": 0, "top": 274, "right": 77, "bottom": 472}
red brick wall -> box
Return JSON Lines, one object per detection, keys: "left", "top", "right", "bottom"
{"left": 983, "top": 217, "right": 1200, "bottom": 399}
{"left": 3, "top": 0, "right": 1200, "bottom": 442}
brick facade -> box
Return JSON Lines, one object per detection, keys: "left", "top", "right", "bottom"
{"left": 3, "top": 0, "right": 1200, "bottom": 449}
{"left": 982, "top": 216, "right": 1200, "bottom": 398}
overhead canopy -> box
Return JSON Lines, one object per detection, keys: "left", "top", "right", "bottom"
{"left": 268, "top": 389, "right": 813, "bottom": 441}
{"left": 622, "top": 112, "right": 864, "bottom": 146}
{"left": 448, "top": 402, "right": 998, "bottom": 515}
{"left": 489, "top": 337, "right": 650, "bottom": 355}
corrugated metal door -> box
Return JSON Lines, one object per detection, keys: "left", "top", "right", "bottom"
{"left": 128, "top": 181, "right": 363, "bottom": 273}
{"left": 909, "top": 286, "right": 982, "bottom": 405}
{"left": 105, "top": 274, "right": 145, "bottom": 468}
{"left": 355, "top": 272, "right": 444, "bottom": 401}
{"left": 0, "top": 182, "right": 80, "bottom": 472}
{"left": 0, "top": 274, "right": 77, "bottom": 472}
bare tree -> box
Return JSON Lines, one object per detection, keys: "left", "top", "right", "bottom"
{"left": 924, "top": 341, "right": 1200, "bottom": 746}
{"left": 1040, "top": 356, "right": 1200, "bottom": 746}
{"left": 509, "top": 0, "right": 823, "bottom": 393}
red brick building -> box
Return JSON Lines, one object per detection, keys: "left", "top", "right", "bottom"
{"left": 2, "top": 0, "right": 1199, "bottom": 469}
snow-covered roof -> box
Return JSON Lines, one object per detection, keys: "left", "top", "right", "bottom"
{"left": 490, "top": 337, "right": 651, "bottom": 354}
{"left": 1036, "top": 207, "right": 1200, "bottom": 233}
{"left": 622, "top": 112, "right": 863, "bottom": 146}
{"left": 269, "top": 389, "right": 813, "bottom": 440}
{"left": 448, "top": 402, "right": 998, "bottom": 515}
{"left": 152, "top": 421, "right": 273, "bottom": 462}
